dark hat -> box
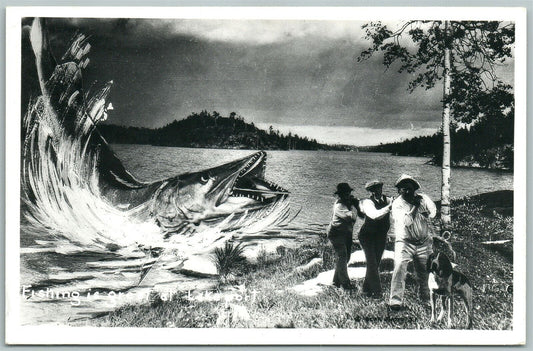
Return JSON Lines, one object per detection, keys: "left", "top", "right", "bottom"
{"left": 365, "top": 180, "right": 383, "bottom": 191}
{"left": 334, "top": 182, "right": 353, "bottom": 195}
{"left": 394, "top": 174, "right": 421, "bottom": 190}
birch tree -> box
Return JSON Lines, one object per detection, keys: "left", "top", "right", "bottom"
{"left": 358, "top": 20, "right": 514, "bottom": 231}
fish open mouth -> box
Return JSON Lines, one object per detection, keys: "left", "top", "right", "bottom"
{"left": 229, "top": 151, "right": 289, "bottom": 205}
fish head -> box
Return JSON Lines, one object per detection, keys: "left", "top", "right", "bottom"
{"left": 153, "top": 151, "right": 289, "bottom": 229}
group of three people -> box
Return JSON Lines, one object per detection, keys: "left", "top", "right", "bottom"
{"left": 327, "top": 174, "right": 436, "bottom": 310}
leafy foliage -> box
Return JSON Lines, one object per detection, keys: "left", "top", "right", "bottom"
{"left": 359, "top": 21, "right": 515, "bottom": 170}
{"left": 358, "top": 21, "right": 515, "bottom": 125}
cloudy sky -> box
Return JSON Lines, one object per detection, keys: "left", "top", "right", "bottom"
{"left": 22, "top": 18, "right": 513, "bottom": 146}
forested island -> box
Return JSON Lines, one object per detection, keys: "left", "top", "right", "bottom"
{"left": 99, "top": 111, "right": 351, "bottom": 151}
{"left": 361, "top": 111, "right": 514, "bottom": 170}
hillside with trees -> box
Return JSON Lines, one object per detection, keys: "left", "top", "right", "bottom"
{"left": 363, "top": 108, "right": 514, "bottom": 170}
{"left": 99, "top": 111, "right": 348, "bottom": 151}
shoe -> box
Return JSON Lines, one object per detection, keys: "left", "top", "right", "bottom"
{"left": 388, "top": 304, "right": 403, "bottom": 311}
{"left": 341, "top": 283, "right": 356, "bottom": 290}
{"left": 366, "top": 292, "right": 382, "bottom": 299}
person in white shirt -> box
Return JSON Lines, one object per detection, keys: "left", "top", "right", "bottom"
{"left": 389, "top": 174, "right": 437, "bottom": 311}
{"left": 327, "top": 182, "right": 359, "bottom": 290}
{"left": 358, "top": 180, "right": 392, "bottom": 298}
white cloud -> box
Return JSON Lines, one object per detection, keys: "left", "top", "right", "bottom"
{"left": 166, "top": 19, "right": 369, "bottom": 45}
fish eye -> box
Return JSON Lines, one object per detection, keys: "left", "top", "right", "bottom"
{"left": 200, "top": 172, "right": 211, "bottom": 184}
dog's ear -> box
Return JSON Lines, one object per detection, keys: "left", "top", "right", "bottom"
{"left": 426, "top": 253, "right": 435, "bottom": 272}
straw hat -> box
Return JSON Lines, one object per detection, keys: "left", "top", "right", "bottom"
{"left": 394, "top": 174, "right": 421, "bottom": 190}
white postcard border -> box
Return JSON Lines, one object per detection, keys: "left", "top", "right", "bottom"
{"left": 5, "top": 6, "right": 527, "bottom": 345}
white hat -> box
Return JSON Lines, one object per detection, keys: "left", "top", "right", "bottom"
{"left": 365, "top": 180, "right": 383, "bottom": 191}
{"left": 394, "top": 174, "right": 420, "bottom": 190}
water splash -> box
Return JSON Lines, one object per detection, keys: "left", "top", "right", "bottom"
{"left": 22, "top": 92, "right": 163, "bottom": 253}
{"left": 20, "top": 22, "right": 297, "bottom": 323}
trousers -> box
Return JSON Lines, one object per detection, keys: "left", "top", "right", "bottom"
{"left": 329, "top": 234, "right": 353, "bottom": 287}
{"left": 389, "top": 239, "right": 432, "bottom": 306}
{"left": 359, "top": 227, "right": 388, "bottom": 295}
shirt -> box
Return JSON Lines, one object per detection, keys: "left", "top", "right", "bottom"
{"left": 391, "top": 193, "right": 436, "bottom": 243}
{"left": 328, "top": 200, "right": 358, "bottom": 237}
{"left": 359, "top": 196, "right": 392, "bottom": 220}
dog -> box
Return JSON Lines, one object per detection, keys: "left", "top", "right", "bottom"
{"left": 427, "top": 252, "right": 473, "bottom": 329}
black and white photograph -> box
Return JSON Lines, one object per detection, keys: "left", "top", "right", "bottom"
{"left": 5, "top": 6, "right": 526, "bottom": 345}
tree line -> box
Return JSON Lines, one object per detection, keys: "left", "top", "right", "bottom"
{"left": 362, "top": 105, "right": 514, "bottom": 170}
{"left": 98, "top": 110, "right": 350, "bottom": 151}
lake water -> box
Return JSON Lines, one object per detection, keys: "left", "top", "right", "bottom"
{"left": 114, "top": 145, "right": 513, "bottom": 230}
{"left": 20, "top": 146, "right": 513, "bottom": 325}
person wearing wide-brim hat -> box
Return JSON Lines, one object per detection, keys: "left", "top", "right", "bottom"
{"left": 395, "top": 174, "right": 421, "bottom": 191}
{"left": 388, "top": 174, "right": 437, "bottom": 311}
{"left": 357, "top": 180, "right": 393, "bottom": 298}
{"left": 326, "top": 182, "right": 360, "bottom": 290}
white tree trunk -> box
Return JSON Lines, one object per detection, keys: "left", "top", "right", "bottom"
{"left": 441, "top": 21, "right": 452, "bottom": 231}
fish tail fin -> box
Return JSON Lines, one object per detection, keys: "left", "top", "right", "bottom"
{"left": 30, "top": 17, "right": 57, "bottom": 94}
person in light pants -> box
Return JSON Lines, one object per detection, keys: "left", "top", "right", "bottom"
{"left": 389, "top": 174, "right": 436, "bottom": 310}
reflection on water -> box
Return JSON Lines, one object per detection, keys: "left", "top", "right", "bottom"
{"left": 20, "top": 146, "right": 513, "bottom": 325}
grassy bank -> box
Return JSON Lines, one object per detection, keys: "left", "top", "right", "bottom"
{"left": 91, "top": 191, "right": 513, "bottom": 330}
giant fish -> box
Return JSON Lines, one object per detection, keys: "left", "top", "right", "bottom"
{"left": 22, "top": 18, "right": 291, "bottom": 248}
